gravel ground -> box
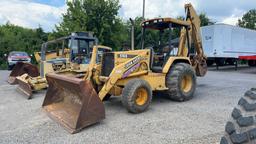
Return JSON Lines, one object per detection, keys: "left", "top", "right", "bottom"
{"left": 0, "top": 66, "right": 256, "bottom": 144}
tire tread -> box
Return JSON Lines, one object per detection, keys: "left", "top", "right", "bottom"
{"left": 221, "top": 88, "right": 256, "bottom": 144}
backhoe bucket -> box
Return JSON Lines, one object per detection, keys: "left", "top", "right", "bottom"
{"left": 8, "top": 62, "right": 39, "bottom": 84}
{"left": 42, "top": 73, "right": 105, "bottom": 134}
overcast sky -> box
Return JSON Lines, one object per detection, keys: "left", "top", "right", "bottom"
{"left": 0, "top": 0, "right": 255, "bottom": 32}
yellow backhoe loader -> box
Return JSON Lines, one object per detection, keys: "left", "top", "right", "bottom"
{"left": 42, "top": 3, "right": 207, "bottom": 133}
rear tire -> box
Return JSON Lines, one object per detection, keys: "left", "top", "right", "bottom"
{"left": 221, "top": 88, "right": 256, "bottom": 144}
{"left": 122, "top": 79, "right": 152, "bottom": 113}
{"left": 165, "top": 63, "right": 196, "bottom": 101}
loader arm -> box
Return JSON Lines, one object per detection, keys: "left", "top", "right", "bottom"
{"left": 98, "top": 50, "right": 150, "bottom": 100}
{"left": 82, "top": 46, "right": 97, "bottom": 80}
{"left": 83, "top": 45, "right": 112, "bottom": 81}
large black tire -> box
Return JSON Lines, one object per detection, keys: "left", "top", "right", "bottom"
{"left": 221, "top": 88, "right": 256, "bottom": 144}
{"left": 122, "top": 79, "right": 152, "bottom": 113}
{"left": 165, "top": 63, "right": 196, "bottom": 101}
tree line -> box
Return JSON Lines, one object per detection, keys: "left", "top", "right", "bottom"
{"left": 0, "top": 0, "right": 255, "bottom": 69}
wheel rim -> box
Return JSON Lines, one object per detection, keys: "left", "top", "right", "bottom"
{"left": 135, "top": 88, "right": 148, "bottom": 106}
{"left": 181, "top": 74, "right": 192, "bottom": 93}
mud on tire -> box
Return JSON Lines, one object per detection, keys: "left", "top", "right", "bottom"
{"left": 221, "top": 88, "right": 256, "bottom": 144}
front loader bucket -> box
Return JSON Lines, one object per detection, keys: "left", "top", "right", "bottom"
{"left": 42, "top": 73, "right": 105, "bottom": 134}
{"left": 8, "top": 62, "right": 39, "bottom": 84}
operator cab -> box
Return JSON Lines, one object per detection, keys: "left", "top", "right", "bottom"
{"left": 40, "top": 32, "right": 98, "bottom": 73}
{"left": 141, "top": 18, "right": 191, "bottom": 72}
{"left": 68, "top": 32, "right": 97, "bottom": 64}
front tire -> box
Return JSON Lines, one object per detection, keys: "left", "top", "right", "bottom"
{"left": 122, "top": 79, "right": 152, "bottom": 113}
{"left": 165, "top": 63, "right": 196, "bottom": 101}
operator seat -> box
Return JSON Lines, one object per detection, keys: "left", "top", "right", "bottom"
{"left": 150, "top": 45, "right": 174, "bottom": 73}
{"left": 146, "top": 47, "right": 163, "bottom": 73}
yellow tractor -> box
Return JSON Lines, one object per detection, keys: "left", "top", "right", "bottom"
{"left": 15, "top": 32, "right": 112, "bottom": 99}
{"left": 7, "top": 32, "right": 90, "bottom": 85}
{"left": 42, "top": 3, "right": 207, "bottom": 133}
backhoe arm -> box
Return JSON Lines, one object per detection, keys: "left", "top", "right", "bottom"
{"left": 185, "top": 3, "right": 207, "bottom": 76}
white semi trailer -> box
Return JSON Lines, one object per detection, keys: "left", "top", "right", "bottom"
{"left": 201, "top": 24, "right": 256, "bottom": 66}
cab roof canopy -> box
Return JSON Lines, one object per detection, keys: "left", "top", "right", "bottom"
{"left": 141, "top": 18, "right": 190, "bottom": 30}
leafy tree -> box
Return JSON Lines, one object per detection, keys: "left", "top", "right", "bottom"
{"left": 55, "top": 0, "right": 128, "bottom": 50}
{"left": 238, "top": 9, "right": 256, "bottom": 30}
{"left": 125, "top": 17, "right": 160, "bottom": 49}
{"left": 199, "top": 13, "right": 214, "bottom": 26}
{"left": 0, "top": 23, "right": 48, "bottom": 69}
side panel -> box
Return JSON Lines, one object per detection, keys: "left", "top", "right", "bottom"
{"left": 237, "top": 28, "right": 256, "bottom": 56}
{"left": 114, "top": 49, "right": 151, "bottom": 68}
{"left": 201, "top": 26, "right": 214, "bottom": 57}
{"left": 116, "top": 72, "right": 167, "bottom": 91}
{"left": 215, "top": 25, "right": 232, "bottom": 58}
{"left": 162, "top": 57, "right": 191, "bottom": 74}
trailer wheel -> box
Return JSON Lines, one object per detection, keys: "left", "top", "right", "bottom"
{"left": 226, "top": 58, "right": 236, "bottom": 65}
{"left": 122, "top": 79, "right": 152, "bottom": 113}
{"left": 216, "top": 58, "right": 226, "bottom": 66}
{"left": 165, "top": 63, "right": 196, "bottom": 101}
{"left": 248, "top": 60, "right": 256, "bottom": 67}
{"left": 207, "top": 60, "right": 214, "bottom": 66}
{"left": 220, "top": 88, "right": 256, "bottom": 144}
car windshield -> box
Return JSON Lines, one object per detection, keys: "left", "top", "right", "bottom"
{"left": 10, "top": 52, "right": 28, "bottom": 56}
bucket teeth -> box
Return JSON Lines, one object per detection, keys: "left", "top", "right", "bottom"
{"left": 7, "top": 76, "right": 18, "bottom": 85}
{"left": 16, "top": 74, "right": 33, "bottom": 99}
